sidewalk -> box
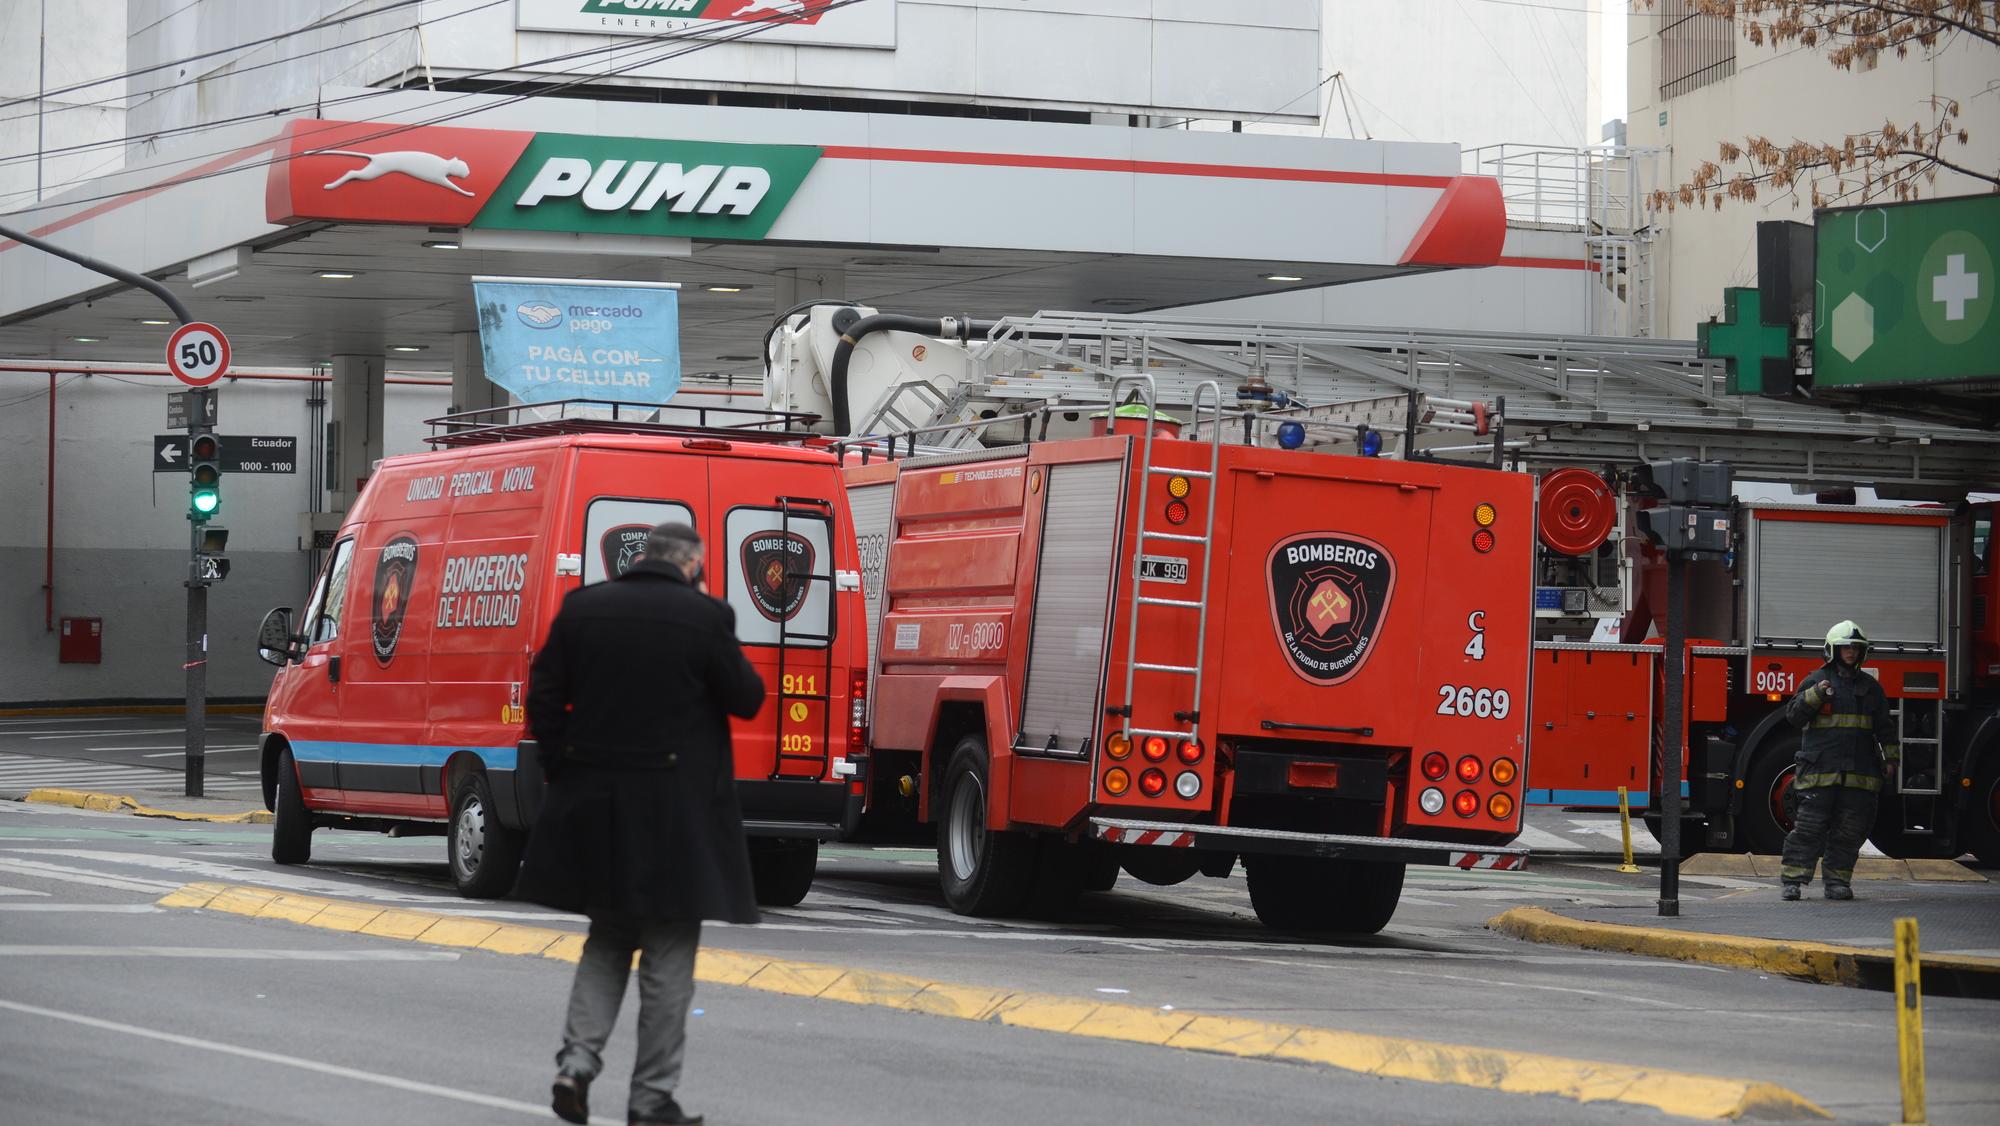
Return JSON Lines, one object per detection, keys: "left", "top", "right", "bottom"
{"left": 1492, "top": 868, "right": 2000, "bottom": 999}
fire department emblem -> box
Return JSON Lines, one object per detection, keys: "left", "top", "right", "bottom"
{"left": 1266, "top": 532, "right": 1395, "bottom": 686}
{"left": 600, "top": 524, "right": 651, "bottom": 580}
{"left": 371, "top": 534, "right": 420, "bottom": 665}
{"left": 741, "top": 530, "right": 815, "bottom": 622}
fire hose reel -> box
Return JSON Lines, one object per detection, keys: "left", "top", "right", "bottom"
{"left": 1537, "top": 467, "right": 1617, "bottom": 556}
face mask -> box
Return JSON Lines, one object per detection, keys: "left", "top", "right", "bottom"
{"left": 688, "top": 563, "right": 705, "bottom": 584}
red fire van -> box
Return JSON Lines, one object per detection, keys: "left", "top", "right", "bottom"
{"left": 254, "top": 404, "right": 870, "bottom": 901}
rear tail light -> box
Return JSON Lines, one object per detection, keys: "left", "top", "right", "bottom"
{"left": 1488, "top": 792, "right": 1515, "bottom": 820}
{"left": 1174, "top": 771, "right": 1202, "bottom": 799}
{"left": 1140, "top": 769, "right": 1168, "bottom": 797}
{"left": 1177, "top": 738, "right": 1204, "bottom": 764}
{"left": 1419, "top": 787, "right": 1446, "bottom": 815}
{"left": 1456, "top": 756, "right": 1483, "bottom": 783}
{"left": 1490, "top": 758, "right": 1517, "bottom": 786}
{"left": 1107, "top": 733, "right": 1133, "bottom": 760}
{"left": 1167, "top": 475, "right": 1192, "bottom": 498}
{"left": 1164, "top": 500, "right": 1190, "bottom": 525}
{"left": 1472, "top": 529, "right": 1496, "bottom": 553}
{"left": 1104, "top": 768, "right": 1131, "bottom": 796}
{"left": 1474, "top": 502, "right": 1497, "bottom": 527}
{"left": 1142, "top": 736, "right": 1170, "bottom": 762}
{"left": 848, "top": 671, "right": 868, "bottom": 746}
{"left": 1421, "top": 752, "right": 1449, "bottom": 781}
{"left": 1453, "top": 790, "right": 1479, "bottom": 818}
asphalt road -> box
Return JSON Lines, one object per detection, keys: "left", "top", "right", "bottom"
{"left": 3, "top": 797, "right": 1997, "bottom": 1125}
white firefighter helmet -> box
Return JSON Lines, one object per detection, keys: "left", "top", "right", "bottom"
{"left": 1823, "top": 620, "right": 1870, "bottom": 662}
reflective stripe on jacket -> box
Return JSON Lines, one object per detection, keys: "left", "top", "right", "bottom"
{"left": 1783, "top": 663, "right": 1899, "bottom": 782}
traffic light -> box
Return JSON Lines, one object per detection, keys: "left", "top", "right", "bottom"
{"left": 1632, "top": 458, "right": 1734, "bottom": 561}
{"left": 194, "top": 526, "right": 230, "bottom": 584}
{"left": 189, "top": 430, "right": 221, "bottom": 521}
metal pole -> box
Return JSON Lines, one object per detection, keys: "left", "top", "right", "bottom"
{"left": 184, "top": 519, "right": 207, "bottom": 798}
{"left": 1658, "top": 551, "right": 1686, "bottom": 916}
{"left": 1894, "top": 916, "right": 1928, "bottom": 1126}
{"left": 36, "top": 0, "right": 45, "bottom": 202}
{"left": 1617, "top": 785, "right": 1641, "bottom": 874}
{"left": 0, "top": 223, "right": 194, "bottom": 324}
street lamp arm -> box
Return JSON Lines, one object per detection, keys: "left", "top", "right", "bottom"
{"left": 0, "top": 222, "right": 194, "bottom": 325}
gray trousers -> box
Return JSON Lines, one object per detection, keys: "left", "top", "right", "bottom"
{"left": 556, "top": 915, "right": 701, "bottom": 1118}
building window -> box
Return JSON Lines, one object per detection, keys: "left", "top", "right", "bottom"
{"left": 1658, "top": 0, "right": 1736, "bottom": 100}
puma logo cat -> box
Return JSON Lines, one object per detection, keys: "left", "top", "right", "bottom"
{"left": 739, "top": 0, "right": 808, "bottom": 17}
{"left": 315, "top": 150, "right": 475, "bottom": 196}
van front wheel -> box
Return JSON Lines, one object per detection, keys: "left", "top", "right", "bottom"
{"left": 448, "top": 771, "right": 525, "bottom": 899}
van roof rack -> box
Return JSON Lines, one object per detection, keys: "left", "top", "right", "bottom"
{"left": 424, "top": 398, "right": 824, "bottom": 448}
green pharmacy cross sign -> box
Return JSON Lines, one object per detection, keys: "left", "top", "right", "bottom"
{"left": 1699, "top": 287, "right": 1792, "bottom": 396}
{"left": 1813, "top": 194, "right": 1998, "bottom": 390}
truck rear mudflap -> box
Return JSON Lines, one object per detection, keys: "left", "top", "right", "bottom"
{"left": 1091, "top": 817, "right": 1529, "bottom": 871}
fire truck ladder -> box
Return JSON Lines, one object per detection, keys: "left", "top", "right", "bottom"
{"left": 1893, "top": 696, "right": 1947, "bottom": 835}
{"left": 769, "top": 495, "right": 837, "bottom": 782}
{"left": 1110, "top": 375, "right": 1225, "bottom": 752}
{"left": 955, "top": 313, "right": 2000, "bottom": 491}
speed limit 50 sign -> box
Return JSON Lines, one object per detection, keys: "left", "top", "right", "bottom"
{"left": 166, "top": 322, "right": 231, "bottom": 386}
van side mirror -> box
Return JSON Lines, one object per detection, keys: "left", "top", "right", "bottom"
{"left": 257, "top": 607, "right": 298, "bottom": 667}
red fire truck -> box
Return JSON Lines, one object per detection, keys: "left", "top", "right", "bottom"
{"left": 254, "top": 402, "right": 870, "bottom": 901}
{"left": 837, "top": 380, "right": 1532, "bottom": 934}
{"left": 1527, "top": 494, "right": 2000, "bottom": 865}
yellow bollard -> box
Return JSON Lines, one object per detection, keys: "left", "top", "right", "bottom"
{"left": 1893, "top": 916, "right": 1928, "bottom": 1126}
{"left": 1616, "top": 785, "right": 1641, "bottom": 874}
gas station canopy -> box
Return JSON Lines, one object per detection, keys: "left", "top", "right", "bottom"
{"left": 0, "top": 89, "right": 1508, "bottom": 374}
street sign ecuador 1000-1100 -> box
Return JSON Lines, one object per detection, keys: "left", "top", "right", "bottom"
{"left": 1814, "top": 194, "right": 1998, "bottom": 390}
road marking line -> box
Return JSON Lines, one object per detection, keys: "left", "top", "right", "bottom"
{"left": 140, "top": 747, "right": 256, "bottom": 756}
{"left": 0, "top": 904, "right": 159, "bottom": 913}
{"left": 161, "top": 882, "right": 1831, "bottom": 1122}
{"left": 30, "top": 728, "right": 183, "bottom": 740}
{"left": 0, "top": 884, "right": 50, "bottom": 896}
{"left": 0, "top": 998, "right": 608, "bottom": 1122}
{"left": 0, "top": 945, "right": 459, "bottom": 960}
{"left": 0, "top": 858, "right": 180, "bottom": 894}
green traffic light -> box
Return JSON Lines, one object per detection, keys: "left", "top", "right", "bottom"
{"left": 192, "top": 489, "right": 220, "bottom": 516}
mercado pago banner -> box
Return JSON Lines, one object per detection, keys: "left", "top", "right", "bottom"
{"left": 471, "top": 277, "right": 683, "bottom": 406}
{"left": 266, "top": 120, "right": 821, "bottom": 241}
{"left": 514, "top": 0, "right": 896, "bottom": 49}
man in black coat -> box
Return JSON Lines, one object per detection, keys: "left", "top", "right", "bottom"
{"left": 518, "top": 522, "right": 764, "bottom": 1126}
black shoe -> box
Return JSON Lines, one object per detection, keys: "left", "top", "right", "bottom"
{"left": 551, "top": 1073, "right": 590, "bottom": 1125}
{"left": 1780, "top": 883, "right": 1801, "bottom": 901}
{"left": 631, "top": 1096, "right": 704, "bottom": 1126}
{"left": 1825, "top": 883, "right": 1854, "bottom": 900}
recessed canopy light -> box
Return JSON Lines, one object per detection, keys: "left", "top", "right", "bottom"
{"left": 714, "top": 354, "right": 759, "bottom": 362}
{"left": 71, "top": 336, "right": 102, "bottom": 343}
{"left": 317, "top": 271, "right": 358, "bottom": 279}
{"left": 137, "top": 318, "right": 172, "bottom": 326}
{"left": 391, "top": 345, "right": 426, "bottom": 353}
{"left": 703, "top": 284, "right": 747, "bottom": 293}
{"left": 422, "top": 241, "right": 460, "bottom": 250}
{"left": 1263, "top": 273, "right": 1305, "bottom": 283}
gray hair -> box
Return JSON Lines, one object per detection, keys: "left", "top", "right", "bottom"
{"left": 642, "top": 522, "right": 704, "bottom": 572}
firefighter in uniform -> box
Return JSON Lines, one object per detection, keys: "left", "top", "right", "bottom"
{"left": 1777, "top": 620, "right": 1900, "bottom": 900}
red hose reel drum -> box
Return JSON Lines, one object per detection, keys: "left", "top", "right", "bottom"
{"left": 1537, "top": 468, "right": 1617, "bottom": 555}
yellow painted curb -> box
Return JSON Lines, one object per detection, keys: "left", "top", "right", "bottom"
{"left": 161, "top": 882, "right": 1828, "bottom": 1121}
{"left": 1489, "top": 905, "right": 2000, "bottom": 986}
{"left": 20, "top": 787, "right": 272, "bottom": 825}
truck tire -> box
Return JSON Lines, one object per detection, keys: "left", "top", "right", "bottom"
{"left": 936, "top": 735, "right": 1034, "bottom": 916}
{"left": 751, "top": 840, "right": 818, "bottom": 907}
{"left": 1244, "top": 855, "right": 1404, "bottom": 936}
{"left": 1739, "top": 733, "right": 1800, "bottom": 857}
{"left": 448, "top": 770, "right": 525, "bottom": 899}
{"left": 271, "top": 747, "right": 312, "bottom": 866}
{"left": 1958, "top": 752, "right": 2000, "bottom": 869}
